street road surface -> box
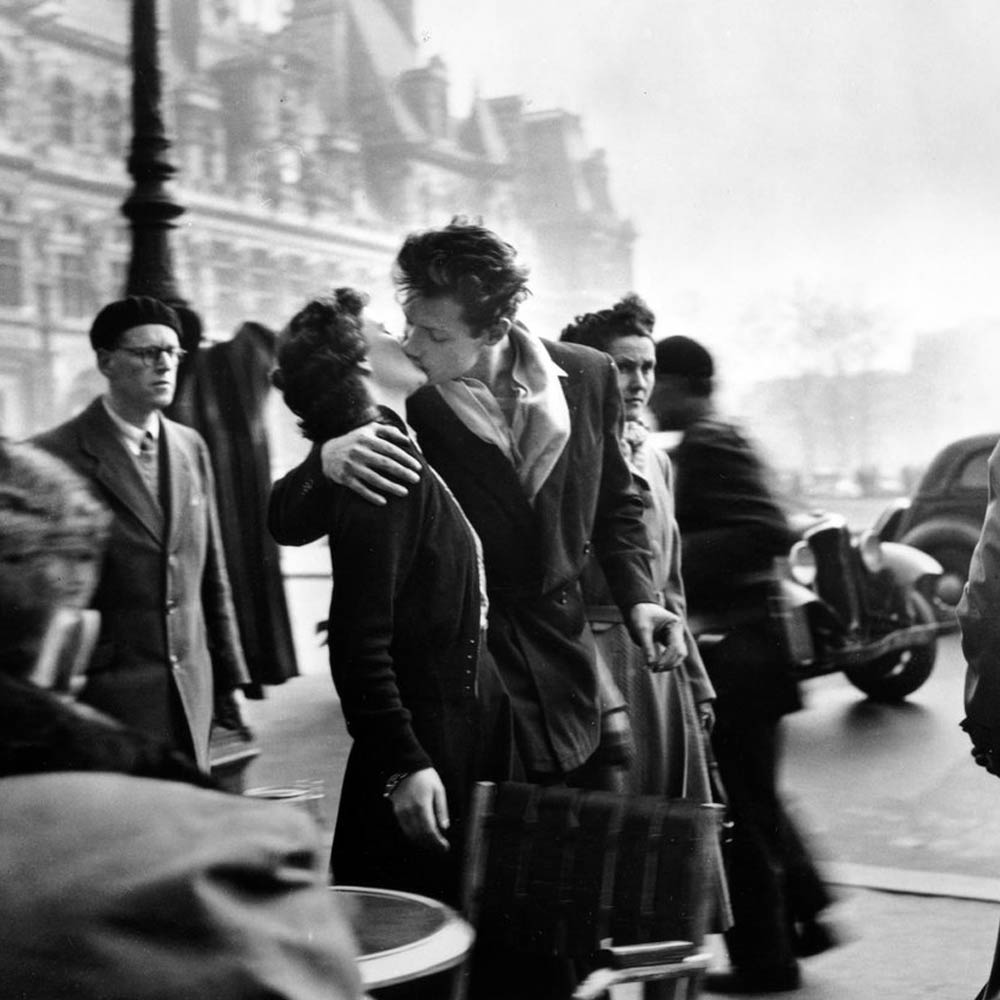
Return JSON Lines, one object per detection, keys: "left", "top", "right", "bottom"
{"left": 247, "top": 628, "right": 1000, "bottom": 890}
{"left": 253, "top": 495, "right": 1000, "bottom": 892}
{"left": 785, "top": 632, "right": 1000, "bottom": 886}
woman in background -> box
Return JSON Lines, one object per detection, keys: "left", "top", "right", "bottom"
{"left": 561, "top": 294, "right": 717, "bottom": 801}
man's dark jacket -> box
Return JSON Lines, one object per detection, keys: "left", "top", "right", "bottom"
{"left": 671, "top": 415, "right": 798, "bottom": 716}
{"left": 34, "top": 398, "right": 249, "bottom": 769}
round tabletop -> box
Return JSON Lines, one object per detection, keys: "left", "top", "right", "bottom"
{"left": 331, "top": 885, "right": 475, "bottom": 990}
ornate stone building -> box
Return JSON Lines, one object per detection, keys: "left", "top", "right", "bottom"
{"left": 0, "top": 0, "right": 634, "bottom": 438}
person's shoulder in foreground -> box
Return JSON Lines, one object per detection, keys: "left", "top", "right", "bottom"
{"left": 959, "top": 439, "right": 1000, "bottom": 768}
{"left": 0, "top": 772, "right": 362, "bottom": 1000}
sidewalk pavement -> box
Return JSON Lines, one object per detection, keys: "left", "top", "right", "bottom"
{"left": 244, "top": 665, "right": 1000, "bottom": 1000}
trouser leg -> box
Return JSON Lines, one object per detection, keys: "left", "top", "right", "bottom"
{"left": 711, "top": 713, "right": 798, "bottom": 974}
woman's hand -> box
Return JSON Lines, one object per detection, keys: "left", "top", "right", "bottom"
{"left": 628, "top": 604, "right": 687, "bottom": 671}
{"left": 388, "top": 767, "right": 450, "bottom": 852}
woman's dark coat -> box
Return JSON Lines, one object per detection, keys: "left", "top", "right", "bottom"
{"left": 270, "top": 416, "right": 508, "bottom": 903}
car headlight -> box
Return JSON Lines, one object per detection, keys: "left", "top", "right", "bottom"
{"left": 858, "top": 530, "right": 885, "bottom": 574}
{"left": 789, "top": 540, "right": 817, "bottom": 586}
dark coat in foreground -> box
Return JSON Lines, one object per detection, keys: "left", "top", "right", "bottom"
{"left": 0, "top": 772, "right": 361, "bottom": 1000}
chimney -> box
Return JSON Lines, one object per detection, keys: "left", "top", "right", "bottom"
{"left": 382, "top": 0, "right": 416, "bottom": 44}
{"left": 398, "top": 56, "right": 449, "bottom": 139}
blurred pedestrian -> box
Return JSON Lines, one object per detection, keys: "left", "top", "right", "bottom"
{"left": 33, "top": 295, "right": 250, "bottom": 772}
{"left": 0, "top": 438, "right": 363, "bottom": 1000}
{"left": 650, "top": 335, "right": 836, "bottom": 994}
{"left": 958, "top": 438, "right": 1000, "bottom": 1000}
{"left": 270, "top": 288, "right": 514, "bottom": 907}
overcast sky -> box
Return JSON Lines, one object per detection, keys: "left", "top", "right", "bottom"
{"left": 414, "top": 0, "right": 1000, "bottom": 369}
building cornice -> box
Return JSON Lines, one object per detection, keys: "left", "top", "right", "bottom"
{"left": 12, "top": 18, "right": 126, "bottom": 62}
{"left": 365, "top": 138, "right": 512, "bottom": 176}
{"left": 179, "top": 189, "right": 399, "bottom": 256}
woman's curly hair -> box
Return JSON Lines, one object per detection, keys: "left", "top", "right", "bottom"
{"left": 272, "top": 288, "right": 379, "bottom": 443}
{"left": 394, "top": 217, "right": 531, "bottom": 330}
{"left": 559, "top": 293, "right": 655, "bottom": 353}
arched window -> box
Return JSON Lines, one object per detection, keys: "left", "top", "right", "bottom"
{"left": 102, "top": 91, "right": 124, "bottom": 158}
{"left": 51, "top": 77, "right": 74, "bottom": 146}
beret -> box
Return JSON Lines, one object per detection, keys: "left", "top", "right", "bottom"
{"left": 89, "top": 296, "right": 183, "bottom": 351}
{"left": 654, "top": 335, "right": 715, "bottom": 379}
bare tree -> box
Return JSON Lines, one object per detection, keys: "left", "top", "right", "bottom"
{"left": 735, "top": 284, "right": 901, "bottom": 484}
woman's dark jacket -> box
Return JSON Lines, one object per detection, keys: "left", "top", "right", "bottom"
{"left": 269, "top": 413, "right": 505, "bottom": 903}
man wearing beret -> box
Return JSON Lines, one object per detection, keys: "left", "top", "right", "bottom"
{"left": 34, "top": 296, "right": 250, "bottom": 772}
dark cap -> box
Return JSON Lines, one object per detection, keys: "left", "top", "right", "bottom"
{"left": 654, "top": 335, "right": 715, "bottom": 379}
{"left": 89, "top": 296, "right": 183, "bottom": 351}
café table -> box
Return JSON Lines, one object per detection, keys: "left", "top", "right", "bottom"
{"left": 330, "top": 885, "right": 475, "bottom": 993}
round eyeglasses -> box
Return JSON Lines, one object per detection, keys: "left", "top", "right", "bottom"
{"left": 116, "top": 346, "right": 188, "bottom": 367}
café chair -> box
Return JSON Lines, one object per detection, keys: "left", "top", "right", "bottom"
{"left": 453, "top": 781, "right": 725, "bottom": 1000}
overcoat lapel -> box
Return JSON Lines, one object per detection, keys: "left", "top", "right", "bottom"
{"left": 532, "top": 368, "right": 580, "bottom": 593}
{"left": 413, "top": 388, "right": 534, "bottom": 527}
{"left": 161, "top": 419, "right": 193, "bottom": 553}
{"left": 77, "top": 400, "right": 164, "bottom": 543}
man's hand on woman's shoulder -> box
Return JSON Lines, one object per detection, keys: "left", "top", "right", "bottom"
{"left": 320, "top": 422, "right": 422, "bottom": 506}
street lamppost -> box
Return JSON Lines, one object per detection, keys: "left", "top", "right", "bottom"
{"left": 122, "top": 0, "right": 202, "bottom": 367}
{"left": 119, "top": 1, "right": 255, "bottom": 787}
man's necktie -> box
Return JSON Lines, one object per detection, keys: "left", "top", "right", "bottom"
{"left": 138, "top": 431, "right": 160, "bottom": 503}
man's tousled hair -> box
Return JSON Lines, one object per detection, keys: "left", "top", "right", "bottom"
{"left": 393, "top": 217, "right": 530, "bottom": 330}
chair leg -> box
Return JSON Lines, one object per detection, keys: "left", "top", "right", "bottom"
{"left": 643, "top": 979, "right": 684, "bottom": 1000}
{"left": 448, "top": 957, "right": 472, "bottom": 1000}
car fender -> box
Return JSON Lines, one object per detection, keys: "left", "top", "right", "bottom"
{"left": 874, "top": 497, "right": 910, "bottom": 541}
{"left": 900, "top": 518, "right": 982, "bottom": 557}
{"left": 779, "top": 578, "right": 821, "bottom": 608}
{"left": 880, "top": 540, "right": 943, "bottom": 586}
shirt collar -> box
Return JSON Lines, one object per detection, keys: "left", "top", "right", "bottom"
{"left": 102, "top": 395, "right": 160, "bottom": 454}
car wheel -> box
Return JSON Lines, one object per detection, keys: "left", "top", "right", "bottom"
{"left": 924, "top": 544, "right": 973, "bottom": 619}
{"left": 844, "top": 591, "right": 937, "bottom": 702}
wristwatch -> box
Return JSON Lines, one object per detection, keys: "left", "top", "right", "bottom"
{"left": 383, "top": 771, "right": 410, "bottom": 799}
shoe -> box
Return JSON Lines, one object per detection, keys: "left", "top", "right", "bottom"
{"left": 794, "top": 917, "right": 841, "bottom": 957}
{"left": 703, "top": 964, "right": 801, "bottom": 994}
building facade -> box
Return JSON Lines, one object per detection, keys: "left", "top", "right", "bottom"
{"left": 0, "top": 0, "right": 634, "bottom": 438}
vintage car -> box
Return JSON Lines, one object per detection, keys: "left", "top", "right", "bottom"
{"left": 689, "top": 510, "right": 944, "bottom": 702}
{"left": 875, "top": 433, "right": 998, "bottom": 619}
